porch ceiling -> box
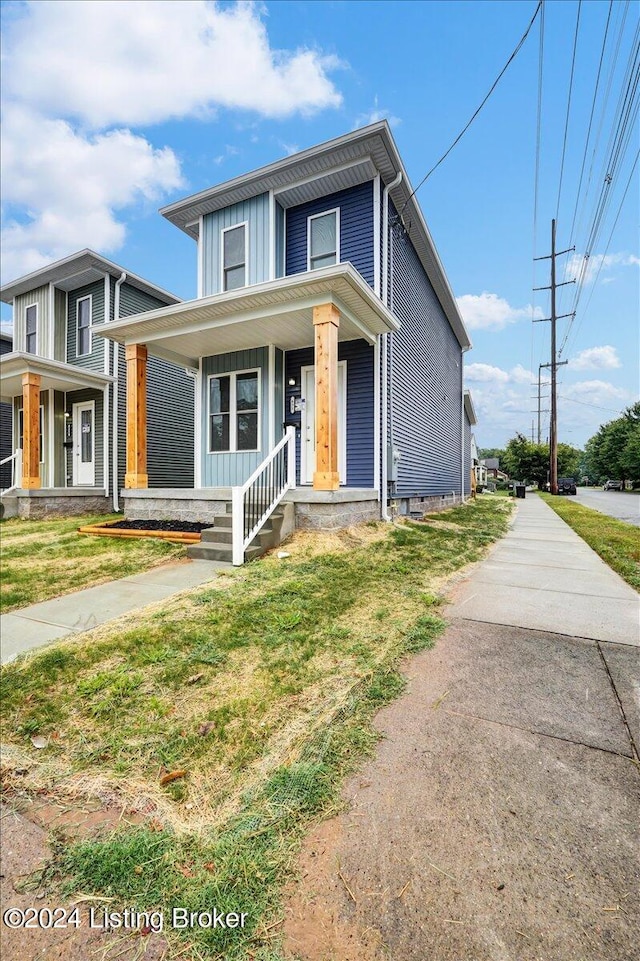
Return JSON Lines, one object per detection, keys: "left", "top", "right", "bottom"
{"left": 0, "top": 352, "right": 113, "bottom": 403}
{"left": 94, "top": 264, "right": 399, "bottom": 369}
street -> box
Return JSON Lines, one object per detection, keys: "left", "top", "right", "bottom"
{"left": 575, "top": 487, "right": 640, "bottom": 527}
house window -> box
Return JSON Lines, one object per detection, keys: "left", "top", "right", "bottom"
{"left": 222, "top": 223, "right": 247, "bottom": 291}
{"left": 25, "top": 304, "right": 37, "bottom": 354}
{"left": 308, "top": 209, "right": 339, "bottom": 270}
{"left": 77, "top": 296, "right": 92, "bottom": 356}
{"left": 209, "top": 369, "right": 260, "bottom": 453}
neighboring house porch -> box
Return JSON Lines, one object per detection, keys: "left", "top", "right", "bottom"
{"left": 0, "top": 352, "right": 113, "bottom": 516}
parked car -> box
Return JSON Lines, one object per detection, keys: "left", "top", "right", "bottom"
{"left": 603, "top": 479, "right": 623, "bottom": 491}
{"left": 557, "top": 477, "right": 577, "bottom": 495}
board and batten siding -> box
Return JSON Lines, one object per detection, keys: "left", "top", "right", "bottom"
{"left": 284, "top": 340, "right": 374, "bottom": 487}
{"left": 0, "top": 337, "right": 13, "bottom": 488}
{"left": 200, "top": 348, "right": 269, "bottom": 487}
{"left": 202, "top": 193, "right": 270, "bottom": 296}
{"left": 388, "top": 204, "right": 463, "bottom": 498}
{"left": 14, "top": 285, "right": 49, "bottom": 356}
{"left": 113, "top": 282, "right": 194, "bottom": 491}
{"left": 53, "top": 288, "right": 66, "bottom": 362}
{"left": 286, "top": 181, "right": 375, "bottom": 288}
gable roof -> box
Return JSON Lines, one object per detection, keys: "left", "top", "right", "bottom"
{"left": 463, "top": 389, "right": 477, "bottom": 425}
{"left": 0, "top": 249, "right": 180, "bottom": 306}
{"left": 161, "top": 122, "right": 471, "bottom": 350}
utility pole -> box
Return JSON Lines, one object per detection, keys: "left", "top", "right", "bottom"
{"left": 537, "top": 363, "right": 551, "bottom": 445}
{"left": 533, "top": 219, "right": 573, "bottom": 494}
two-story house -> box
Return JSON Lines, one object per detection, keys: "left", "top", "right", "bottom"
{"left": 97, "top": 122, "right": 473, "bottom": 562}
{"left": 0, "top": 250, "right": 194, "bottom": 517}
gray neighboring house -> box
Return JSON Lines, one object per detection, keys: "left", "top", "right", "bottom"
{"left": 0, "top": 250, "right": 194, "bottom": 518}
{"left": 0, "top": 331, "right": 13, "bottom": 491}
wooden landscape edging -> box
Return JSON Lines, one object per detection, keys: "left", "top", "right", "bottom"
{"left": 77, "top": 522, "right": 201, "bottom": 544}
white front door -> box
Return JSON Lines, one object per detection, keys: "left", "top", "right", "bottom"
{"left": 73, "top": 401, "right": 95, "bottom": 486}
{"left": 301, "top": 363, "right": 347, "bottom": 485}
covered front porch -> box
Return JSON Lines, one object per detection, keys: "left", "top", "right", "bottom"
{"left": 0, "top": 352, "right": 113, "bottom": 515}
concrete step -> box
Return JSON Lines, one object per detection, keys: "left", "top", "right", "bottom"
{"left": 187, "top": 541, "right": 264, "bottom": 564}
{"left": 201, "top": 520, "right": 278, "bottom": 545}
{"left": 0, "top": 495, "right": 18, "bottom": 519}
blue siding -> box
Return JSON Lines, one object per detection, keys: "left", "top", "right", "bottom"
{"left": 285, "top": 340, "right": 374, "bottom": 487}
{"left": 201, "top": 348, "right": 269, "bottom": 486}
{"left": 286, "top": 182, "right": 374, "bottom": 287}
{"left": 388, "top": 202, "right": 463, "bottom": 497}
{"left": 464, "top": 412, "right": 472, "bottom": 491}
{"left": 202, "top": 194, "right": 270, "bottom": 295}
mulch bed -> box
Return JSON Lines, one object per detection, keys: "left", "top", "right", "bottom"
{"left": 104, "top": 519, "right": 213, "bottom": 533}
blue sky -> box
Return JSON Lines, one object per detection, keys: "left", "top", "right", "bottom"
{"left": 1, "top": 0, "right": 638, "bottom": 449}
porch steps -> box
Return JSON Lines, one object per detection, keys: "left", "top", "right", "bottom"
{"left": 187, "top": 507, "right": 286, "bottom": 564}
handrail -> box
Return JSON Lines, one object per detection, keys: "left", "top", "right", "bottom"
{"left": 0, "top": 449, "right": 20, "bottom": 496}
{"left": 231, "top": 426, "right": 296, "bottom": 566}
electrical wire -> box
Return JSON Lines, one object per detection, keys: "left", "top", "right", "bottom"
{"left": 398, "top": 1, "right": 542, "bottom": 220}
{"left": 530, "top": 0, "right": 546, "bottom": 398}
{"left": 556, "top": 1, "right": 582, "bottom": 224}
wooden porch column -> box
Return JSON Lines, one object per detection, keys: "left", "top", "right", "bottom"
{"left": 313, "top": 303, "right": 340, "bottom": 491}
{"left": 21, "top": 372, "right": 41, "bottom": 489}
{"left": 124, "top": 344, "right": 148, "bottom": 488}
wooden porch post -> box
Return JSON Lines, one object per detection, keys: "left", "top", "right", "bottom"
{"left": 312, "top": 303, "right": 340, "bottom": 491}
{"left": 124, "top": 343, "right": 148, "bottom": 489}
{"left": 22, "top": 372, "right": 41, "bottom": 489}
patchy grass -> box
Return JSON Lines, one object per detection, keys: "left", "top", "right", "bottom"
{"left": 0, "top": 514, "right": 186, "bottom": 612}
{"left": 539, "top": 492, "right": 640, "bottom": 591}
{"left": 1, "top": 497, "right": 512, "bottom": 960}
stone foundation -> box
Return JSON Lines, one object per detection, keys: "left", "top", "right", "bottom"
{"left": 292, "top": 499, "right": 380, "bottom": 530}
{"left": 13, "top": 490, "right": 112, "bottom": 519}
{"left": 123, "top": 488, "right": 230, "bottom": 524}
{"left": 404, "top": 493, "right": 465, "bottom": 515}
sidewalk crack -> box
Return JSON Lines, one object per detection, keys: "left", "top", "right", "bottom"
{"left": 596, "top": 642, "right": 639, "bottom": 764}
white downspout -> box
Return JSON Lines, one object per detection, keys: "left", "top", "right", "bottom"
{"left": 112, "top": 272, "right": 126, "bottom": 511}
{"left": 461, "top": 348, "right": 470, "bottom": 501}
{"left": 381, "top": 171, "right": 402, "bottom": 521}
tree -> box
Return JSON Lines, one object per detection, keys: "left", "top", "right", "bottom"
{"left": 502, "top": 434, "right": 582, "bottom": 488}
{"left": 583, "top": 403, "right": 640, "bottom": 486}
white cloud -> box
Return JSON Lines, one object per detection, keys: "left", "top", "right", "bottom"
{"left": 456, "top": 292, "right": 544, "bottom": 331}
{"left": 465, "top": 363, "right": 510, "bottom": 385}
{"left": 1, "top": 0, "right": 344, "bottom": 280}
{"left": 564, "top": 379, "right": 627, "bottom": 402}
{"left": 565, "top": 251, "right": 640, "bottom": 285}
{"left": 2, "top": 1, "right": 342, "bottom": 126}
{"left": 510, "top": 364, "right": 535, "bottom": 385}
{"left": 1, "top": 106, "right": 183, "bottom": 280}
{"left": 568, "top": 345, "right": 622, "bottom": 371}
{"left": 354, "top": 96, "right": 401, "bottom": 130}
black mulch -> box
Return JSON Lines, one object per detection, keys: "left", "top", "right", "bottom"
{"left": 96, "top": 519, "right": 214, "bottom": 533}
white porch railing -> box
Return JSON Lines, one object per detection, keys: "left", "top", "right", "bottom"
{"left": 231, "top": 426, "right": 296, "bottom": 566}
{"left": 0, "top": 449, "right": 21, "bottom": 496}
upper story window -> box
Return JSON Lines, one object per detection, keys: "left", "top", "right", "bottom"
{"left": 76, "top": 296, "right": 92, "bottom": 356}
{"left": 222, "top": 223, "right": 247, "bottom": 291}
{"left": 308, "top": 209, "right": 339, "bottom": 271}
{"left": 25, "top": 304, "right": 37, "bottom": 354}
{"left": 209, "top": 369, "right": 260, "bottom": 453}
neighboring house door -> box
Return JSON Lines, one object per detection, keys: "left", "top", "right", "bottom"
{"left": 73, "top": 401, "right": 95, "bottom": 486}
{"left": 300, "top": 363, "right": 347, "bottom": 485}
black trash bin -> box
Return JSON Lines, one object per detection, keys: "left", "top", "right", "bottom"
{"left": 515, "top": 484, "right": 526, "bottom": 499}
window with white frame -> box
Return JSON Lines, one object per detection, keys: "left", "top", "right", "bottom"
{"left": 222, "top": 224, "right": 247, "bottom": 291}
{"left": 308, "top": 209, "right": 339, "bottom": 270}
{"left": 209, "top": 369, "right": 260, "bottom": 453}
{"left": 77, "top": 296, "right": 92, "bottom": 355}
{"left": 25, "top": 304, "right": 37, "bottom": 354}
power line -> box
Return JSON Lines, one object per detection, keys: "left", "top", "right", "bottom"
{"left": 530, "top": 0, "right": 546, "bottom": 396}
{"left": 568, "top": 1, "right": 614, "bottom": 248}
{"left": 558, "top": 394, "right": 626, "bottom": 414}
{"left": 556, "top": 0, "right": 582, "bottom": 223}
{"left": 398, "top": 1, "right": 542, "bottom": 218}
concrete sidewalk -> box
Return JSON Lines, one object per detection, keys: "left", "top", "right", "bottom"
{"left": 283, "top": 494, "right": 640, "bottom": 961}
{"left": 447, "top": 492, "right": 639, "bottom": 644}
{"left": 1, "top": 559, "right": 226, "bottom": 664}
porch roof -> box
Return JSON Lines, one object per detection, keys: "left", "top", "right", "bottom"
{"left": 0, "top": 352, "right": 114, "bottom": 403}
{"left": 93, "top": 264, "right": 399, "bottom": 370}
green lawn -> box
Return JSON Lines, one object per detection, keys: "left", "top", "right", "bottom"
{"left": 0, "top": 514, "right": 186, "bottom": 612}
{"left": 1, "top": 497, "right": 512, "bottom": 961}
{"left": 539, "top": 493, "right": 640, "bottom": 591}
